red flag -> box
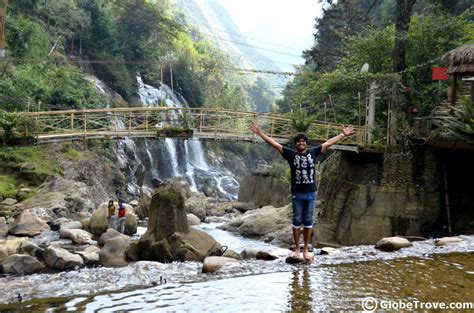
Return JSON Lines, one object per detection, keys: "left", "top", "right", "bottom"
{"left": 432, "top": 67, "right": 448, "bottom": 80}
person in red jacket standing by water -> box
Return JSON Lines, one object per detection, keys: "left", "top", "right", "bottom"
{"left": 249, "top": 121, "right": 354, "bottom": 260}
{"left": 117, "top": 200, "right": 126, "bottom": 234}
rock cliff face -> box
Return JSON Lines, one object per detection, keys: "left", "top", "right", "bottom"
{"left": 238, "top": 173, "right": 290, "bottom": 208}
{"left": 315, "top": 148, "right": 442, "bottom": 246}
{"left": 16, "top": 143, "right": 120, "bottom": 219}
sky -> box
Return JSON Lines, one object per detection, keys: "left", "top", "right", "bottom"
{"left": 215, "top": 0, "right": 324, "bottom": 71}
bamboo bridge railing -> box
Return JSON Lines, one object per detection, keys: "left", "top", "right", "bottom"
{"left": 15, "top": 107, "right": 369, "bottom": 150}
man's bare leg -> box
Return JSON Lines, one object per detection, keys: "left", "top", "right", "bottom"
{"left": 303, "top": 227, "right": 313, "bottom": 260}
{"left": 292, "top": 227, "right": 302, "bottom": 258}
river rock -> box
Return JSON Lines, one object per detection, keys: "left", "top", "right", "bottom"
{"left": 136, "top": 184, "right": 221, "bottom": 262}
{"left": 256, "top": 251, "right": 278, "bottom": 261}
{"left": 375, "top": 236, "right": 412, "bottom": 252}
{"left": 285, "top": 255, "right": 305, "bottom": 264}
{"left": 2, "top": 198, "right": 17, "bottom": 206}
{"left": 77, "top": 246, "right": 100, "bottom": 265}
{"left": 19, "top": 241, "right": 44, "bottom": 259}
{"left": 202, "top": 256, "right": 238, "bottom": 273}
{"left": 99, "top": 236, "right": 130, "bottom": 267}
{"left": 1, "top": 254, "right": 44, "bottom": 274}
{"left": 319, "top": 247, "right": 341, "bottom": 255}
{"left": 81, "top": 219, "right": 91, "bottom": 232}
{"left": 60, "top": 221, "right": 83, "bottom": 230}
{"left": 240, "top": 248, "right": 258, "bottom": 260}
{"left": 435, "top": 237, "right": 463, "bottom": 246}
{"left": 8, "top": 210, "right": 50, "bottom": 236}
{"left": 187, "top": 214, "right": 201, "bottom": 226}
{"left": 60, "top": 228, "right": 94, "bottom": 244}
{"left": 185, "top": 195, "right": 210, "bottom": 220}
{"left": 222, "top": 249, "right": 242, "bottom": 260}
{"left": 220, "top": 205, "right": 292, "bottom": 245}
{"left": 0, "top": 237, "right": 29, "bottom": 256}
{"left": 0, "top": 247, "right": 7, "bottom": 263}
{"left": 98, "top": 228, "right": 130, "bottom": 246}
{"left": 136, "top": 186, "right": 153, "bottom": 219}
{"left": 0, "top": 217, "right": 7, "bottom": 237}
{"left": 45, "top": 245, "right": 84, "bottom": 270}
{"left": 269, "top": 248, "right": 293, "bottom": 258}
{"left": 89, "top": 201, "right": 137, "bottom": 236}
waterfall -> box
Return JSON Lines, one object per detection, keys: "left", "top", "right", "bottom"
{"left": 116, "top": 76, "right": 239, "bottom": 199}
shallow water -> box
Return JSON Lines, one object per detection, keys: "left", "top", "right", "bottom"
{"left": 1, "top": 225, "right": 473, "bottom": 311}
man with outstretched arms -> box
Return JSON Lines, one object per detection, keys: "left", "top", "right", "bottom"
{"left": 249, "top": 121, "right": 354, "bottom": 260}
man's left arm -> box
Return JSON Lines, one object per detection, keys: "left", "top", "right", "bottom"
{"left": 321, "top": 125, "right": 355, "bottom": 153}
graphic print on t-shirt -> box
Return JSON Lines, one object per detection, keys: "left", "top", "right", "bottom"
{"left": 293, "top": 153, "right": 314, "bottom": 185}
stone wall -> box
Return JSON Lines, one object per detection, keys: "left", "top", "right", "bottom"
{"left": 238, "top": 173, "right": 290, "bottom": 208}
{"left": 314, "top": 148, "right": 442, "bottom": 246}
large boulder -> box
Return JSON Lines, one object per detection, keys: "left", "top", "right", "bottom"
{"left": 220, "top": 205, "right": 292, "bottom": 245}
{"left": 185, "top": 196, "right": 215, "bottom": 220}
{"left": 8, "top": 210, "right": 50, "bottom": 236}
{"left": 99, "top": 236, "right": 130, "bottom": 267}
{"left": 1, "top": 254, "right": 44, "bottom": 274}
{"left": 89, "top": 202, "right": 137, "bottom": 236}
{"left": 136, "top": 184, "right": 221, "bottom": 262}
{"left": 375, "top": 236, "right": 412, "bottom": 252}
{"left": 98, "top": 228, "right": 129, "bottom": 246}
{"left": 44, "top": 245, "right": 84, "bottom": 270}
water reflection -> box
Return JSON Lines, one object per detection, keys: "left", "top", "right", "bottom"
{"left": 288, "top": 268, "right": 313, "bottom": 312}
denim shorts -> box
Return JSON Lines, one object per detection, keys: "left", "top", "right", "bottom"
{"left": 291, "top": 192, "right": 316, "bottom": 228}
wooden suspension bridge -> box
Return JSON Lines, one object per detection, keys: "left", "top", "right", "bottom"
{"left": 13, "top": 107, "right": 372, "bottom": 151}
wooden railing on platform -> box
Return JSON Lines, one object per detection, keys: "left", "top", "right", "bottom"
{"left": 18, "top": 107, "right": 369, "bottom": 149}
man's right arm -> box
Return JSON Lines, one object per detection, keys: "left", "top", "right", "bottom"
{"left": 249, "top": 121, "right": 283, "bottom": 154}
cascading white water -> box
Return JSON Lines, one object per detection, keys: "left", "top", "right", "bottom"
{"left": 116, "top": 76, "right": 239, "bottom": 199}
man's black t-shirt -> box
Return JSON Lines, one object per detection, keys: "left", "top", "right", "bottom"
{"left": 282, "top": 146, "right": 322, "bottom": 194}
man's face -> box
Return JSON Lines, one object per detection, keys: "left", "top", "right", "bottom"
{"left": 295, "top": 138, "right": 307, "bottom": 152}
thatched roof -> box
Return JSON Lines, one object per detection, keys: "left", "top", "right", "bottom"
{"left": 442, "top": 44, "right": 474, "bottom": 74}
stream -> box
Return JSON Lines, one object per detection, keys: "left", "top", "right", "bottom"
{"left": 0, "top": 224, "right": 473, "bottom": 311}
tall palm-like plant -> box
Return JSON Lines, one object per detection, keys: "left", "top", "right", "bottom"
{"left": 435, "top": 97, "right": 474, "bottom": 144}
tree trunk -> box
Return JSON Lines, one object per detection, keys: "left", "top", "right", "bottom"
{"left": 390, "top": 0, "right": 416, "bottom": 147}
{"left": 393, "top": 0, "right": 416, "bottom": 85}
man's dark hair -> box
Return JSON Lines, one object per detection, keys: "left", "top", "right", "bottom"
{"left": 293, "top": 133, "right": 309, "bottom": 144}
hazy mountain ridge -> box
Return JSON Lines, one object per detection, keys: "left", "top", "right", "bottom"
{"left": 173, "top": 0, "right": 288, "bottom": 89}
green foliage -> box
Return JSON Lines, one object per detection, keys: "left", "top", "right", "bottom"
{"left": 5, "top": 14, "right": 50, "bottom": 61}
{"left": 267, "top": 161, "right": 291, "bottom": 187}
{"left": 0, "top": 63, "right": 107, "bottom": 111}
{"left": 0, "top": 175, "right": 18, "bottom": 199}
{"left": 64, "top": 147, "right": 83, "bottom": 160}
{"left": 291, "top": 109, "right": 314, "bottom": 132}
{"left": 0, "top": 146, "right": 62, "bottom": 187}
{"left": 248, "top": 77, "right": 274, "bottom": 112}
{"left": 35, "top": 0, "right": 91, "bottom": 38}
{"left": 44, "top": 66, "right": 107, "bottom": 109}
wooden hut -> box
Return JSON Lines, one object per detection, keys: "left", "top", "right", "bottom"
{"left": 442, "top": 44, "right": 474, "bottom": 105}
